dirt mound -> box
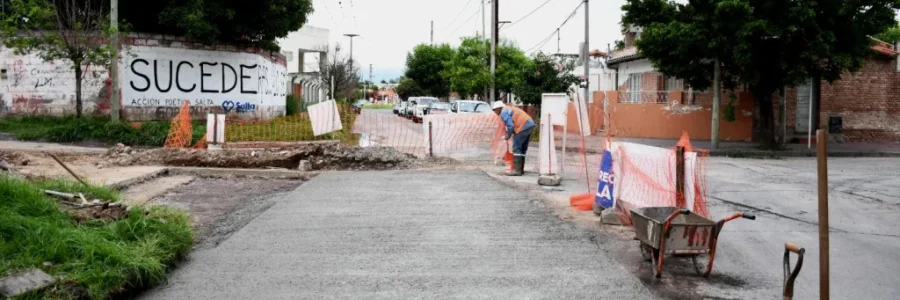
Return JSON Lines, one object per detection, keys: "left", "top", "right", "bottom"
{"left": 66, "top": 204, "right": 129, "bottom": 222}
{"left": 104, "top": 143, "right": 418, "bottom": 171}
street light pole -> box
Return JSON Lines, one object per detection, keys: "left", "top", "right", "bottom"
{"left": 582, "top": 0, "right": 590, "bottom": 118}
{"left": 344, "top": 33, "right": 359, "bottom": 67}
{"left": 490, "top": 0, "right": 498, "bottom": 103}
{"left": 110, "top": 0, "right": 119, "bottom": 122}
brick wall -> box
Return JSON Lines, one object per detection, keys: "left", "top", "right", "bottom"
{"left": 777, "top": 57, "right": 900, "bottom": 142}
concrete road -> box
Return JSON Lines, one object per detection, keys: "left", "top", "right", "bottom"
{"left": 141, "top": 170, "right": 657, "bottom": 299}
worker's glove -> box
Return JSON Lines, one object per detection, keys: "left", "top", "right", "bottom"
{"left": 504, "top": 134, "right": 512, "bottom": 141}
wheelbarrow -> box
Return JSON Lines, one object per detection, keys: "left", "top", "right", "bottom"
{"left": 630, "top": 207, "right": 755, "bottom": 277}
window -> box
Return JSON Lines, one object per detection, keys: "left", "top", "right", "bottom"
{"left": 627, "top": 73, "right": 642, "bottom": 103}
{"left": 665, "top": 77, "right": 683, "bottom": 91}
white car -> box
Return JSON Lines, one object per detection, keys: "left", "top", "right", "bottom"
{"left": 451, "top": 100, "right": 492, "bottom": 114}
{"left": 411, "top": 97, "right": 439, "bottom": 123}
{"left": 403, "top": 97, "right": 418, "bottom": 117}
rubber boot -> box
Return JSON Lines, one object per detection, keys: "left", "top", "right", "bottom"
{"left": 505, "top": 156, "right": 525, "bottom": 176}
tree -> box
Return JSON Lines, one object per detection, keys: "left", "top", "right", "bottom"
{"left": 876, "top": 24, "right": 900, "bottom": 43}
{"left": 512, "top": 52, "right": 581, "bottom": 107}
{"left": 395, "top": 77, "right": 423, "bottom": 100}
{"left": 120, "top": 0, "right": 314, "bottom": 50}
{"left": 2, "top": 0, "right": 112, "bottom": 118}
{"left": 623, "top": 0, "right": 900, "bottom": 147}
{"left": 317, "top": 44, "right": 359, "bottom": 101}
{"left": 442, "top": 36, "right": 491, "bottom": 99}
{"left": 441, "top": 36, "right": 531, "bottom": 99}
{"left": 404, "top": 43, "right": 454, "bottom": 97}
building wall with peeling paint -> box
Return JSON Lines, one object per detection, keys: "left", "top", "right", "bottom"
{"left": 0, "top": 33, "right": 290, "bottom": 121}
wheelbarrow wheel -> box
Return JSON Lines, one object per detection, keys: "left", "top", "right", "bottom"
{"left": 691, "top": 255, "right": 706, "bottom": 276}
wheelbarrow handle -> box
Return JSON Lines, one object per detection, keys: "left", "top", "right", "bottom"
{"left": 785, "top": 242, "right": 804, "bottom": 254}
{"left": 783, "top": 242, "right": 805, "bottom": 299}
{"left": 718, "top": 212, "right": 756, "bottom": 224}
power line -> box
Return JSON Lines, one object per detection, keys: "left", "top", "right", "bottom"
{"left": 322, "top": 1, "right": 341, "bottom": 31}
{"left": 503, "top": 0, "right": 553, "bottom": 31}
{"left": 523, "top": 2, "right": 583, "bottom": 54}
{"left": 349, "top": 0, "right": 359, "bottom": 31}
{"left": 448, "top": 9, "right": 480, "bottom": 37}
{"left": 445, "top": 0, "right": 476, "bottom": 30}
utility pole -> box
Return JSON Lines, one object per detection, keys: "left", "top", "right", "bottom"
{"left": 109, "top": 0, "right": 120, "bottom": 122}
{"left": 430, "top": 21, "right": 434, "bottom": 44}
{"left": 481, "top": 0, "right": 486, "bottom": 39}
{"left": 490, "top": 0, "right": 498, "bottom": 103}
{"left": 582, "top": 0, "right": 589, "bottom": 116}
{"left": 557, "top": 28, "right": 561, "bottom": 54}
{"left": 369, "top": 64, "right": 373, "bottom": 101}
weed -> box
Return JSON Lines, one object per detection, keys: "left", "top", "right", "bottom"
{"left": 0, "top": 117, "right": 206, "bottom": 147}
{"left": 0, "top": 176, "right": 193, "bottom": 299}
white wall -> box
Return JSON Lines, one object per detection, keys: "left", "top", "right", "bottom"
{"left": 0, "top": 46, "right": 109, "bottom": 115}
{"left": 614, "top": 59, "right": 654, "bottom": 88}
{"left": 277, "top": 26, "right": 330, "bottom": 74}
{"left": 122, "top": 46, "right": 288, "bottom": 114}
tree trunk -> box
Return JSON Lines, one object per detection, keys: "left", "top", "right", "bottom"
{"left": 74, "top": 63, "right": 83, "bottom": 118}
{"left": 755, "top": 91, "right": 777, "bottom": 149}
{"left": 711, "top": 58, "right": 721, "bottom": 149}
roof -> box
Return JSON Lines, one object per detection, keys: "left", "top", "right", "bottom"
{"left": 606, "top": 39, "right": 898, "bottom": 67}
{"left": 605, "top": 47, "right": 641, "bottom": 66}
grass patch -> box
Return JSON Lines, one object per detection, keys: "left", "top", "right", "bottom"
{"left": 0, "top": 175, "right": 194, "bottom": 299}
{"left": 226, "top": 104, "right": 359, "bottom": 144}
{"left": 0, "top": 116, "right": 206, "bottom": 147}
{"left": 362, "top": 104, "right": 393, "bottom": 109}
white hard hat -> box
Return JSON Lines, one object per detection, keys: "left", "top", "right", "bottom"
{"left": 491, "top": 101, "right": 506, "bottom": 110}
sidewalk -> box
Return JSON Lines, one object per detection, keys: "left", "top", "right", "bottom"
{"left": 536, "top": 130, "right": 900, "bottom": 158}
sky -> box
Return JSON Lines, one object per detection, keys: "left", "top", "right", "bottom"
{"left": 302, "top": 0, "right": 629, "bottom": 82}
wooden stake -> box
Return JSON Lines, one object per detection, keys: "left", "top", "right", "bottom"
{"left": 48, "top": 153, "right": 89, "bottom": 187}
{"left": 675, "top": 146, "right": 685, "bottom": 208}
{"left": 816, "top": 129, "right": 830, "bottom": 300}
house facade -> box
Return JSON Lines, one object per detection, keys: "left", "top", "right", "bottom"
{"left": 599, "top": 27, "right": 900, "bottom": 143}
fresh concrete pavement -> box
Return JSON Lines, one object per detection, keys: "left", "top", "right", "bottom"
{"left": 140, "top": 170, "right": 657, "bottom": 299}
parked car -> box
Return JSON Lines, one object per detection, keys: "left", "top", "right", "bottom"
{"left": 451, "top": 100, "right": 492, "bottom": 114}
{"left": 427, "top": 102, "right": 452, "bottom": 115}
{"left": 352, "top": 99, "right": 370, "bottom": 114}
{"left": 393, "top": 102, "right": 403, "bottom": 114}
{"left": 403, "top": 98, "right": 418, "bottom": 118}
{"left": 396, "top": 101, "right": 409, "bottom": 115}
{"left": 411, "top": 97, "right": 439, "bottom": 123}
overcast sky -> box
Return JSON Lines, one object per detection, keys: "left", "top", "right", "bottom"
{"left": 303, "top": 0, "right": 628, "bottom": 82}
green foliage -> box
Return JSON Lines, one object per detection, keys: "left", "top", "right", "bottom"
{"left": 876, "top": 24, "right": 900, "bottom": 43}
{"left": 723, "top": 93, "right": 737, "bottom": 122}
{"left": 442, "top": 36, "right": 492, "bottom": 98}
{"left": 0, "top": 175, "right": 193, "bottom": 299}
{"left": 121, "top": 0, "right": 313, "bottom": 50}
{"left": 404, "top": 43, "right": 455, "bottom": 97}
{"left": 285, "top": 95, "right": 300, "bottom": 116}
{"left": 622, "top": 0, "right": 900, "bottom": 146}
{"left": 363, "top": 104, "right": 394, "bottom": 109}
{"left": 439, "top": 36, "right": 531, "bottom": 99}
{"left": 0, "top": 116, "right": 206, "bottom": 147}
{"left": 512, "top": 52, "right": 581, "bottom": 107}
{"left": 1, "top": 0, "right": 114, "bottom": 118}
{"left": 395, "top": 77, "right": 424, "bottom": 100}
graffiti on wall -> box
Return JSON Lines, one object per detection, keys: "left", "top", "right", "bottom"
{"left": 0, "top": 47, "right": 109, "bottom": 114}
{"left": 122, "top": 46, "right": 288, "bottom": 114}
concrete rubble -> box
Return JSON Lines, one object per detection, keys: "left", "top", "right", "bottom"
{"left": 0, "top": 269, "right": 54, "bottom": 297}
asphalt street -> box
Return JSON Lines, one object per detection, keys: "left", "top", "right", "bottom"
{"left": 141, "top": 170, "right": 657, "bottom": 299}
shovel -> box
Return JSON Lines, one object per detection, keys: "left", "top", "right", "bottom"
{"left": 504, "top": 140, "right": 514, "bottom": 170}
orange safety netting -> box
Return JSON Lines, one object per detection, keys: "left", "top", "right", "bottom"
{"left": 163, "top": 101, "right": 194, "bottom": 148}
{"left": 610, "top": 132, "right": 710, "bottom": 225}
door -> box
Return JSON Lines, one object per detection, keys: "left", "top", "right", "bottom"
{"left": 796, "top": 79, "right": 813, "bottom": 133}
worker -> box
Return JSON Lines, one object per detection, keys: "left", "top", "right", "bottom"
{"left": 492, "top": 101, "right": 534, "bottom": 176}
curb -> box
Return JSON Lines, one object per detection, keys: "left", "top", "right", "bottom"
{"left": 166, "top": 166, "right": 319, "bottom": 180}
{"left": 108, "top": 168, "right": 170, "bottom": 190}
{"left": 529, "top": 142, "right": 900, "bottom": 158}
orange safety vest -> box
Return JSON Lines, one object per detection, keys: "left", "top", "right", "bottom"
{"left": 506, "top": 106, "right": 533, "bottom": 134}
